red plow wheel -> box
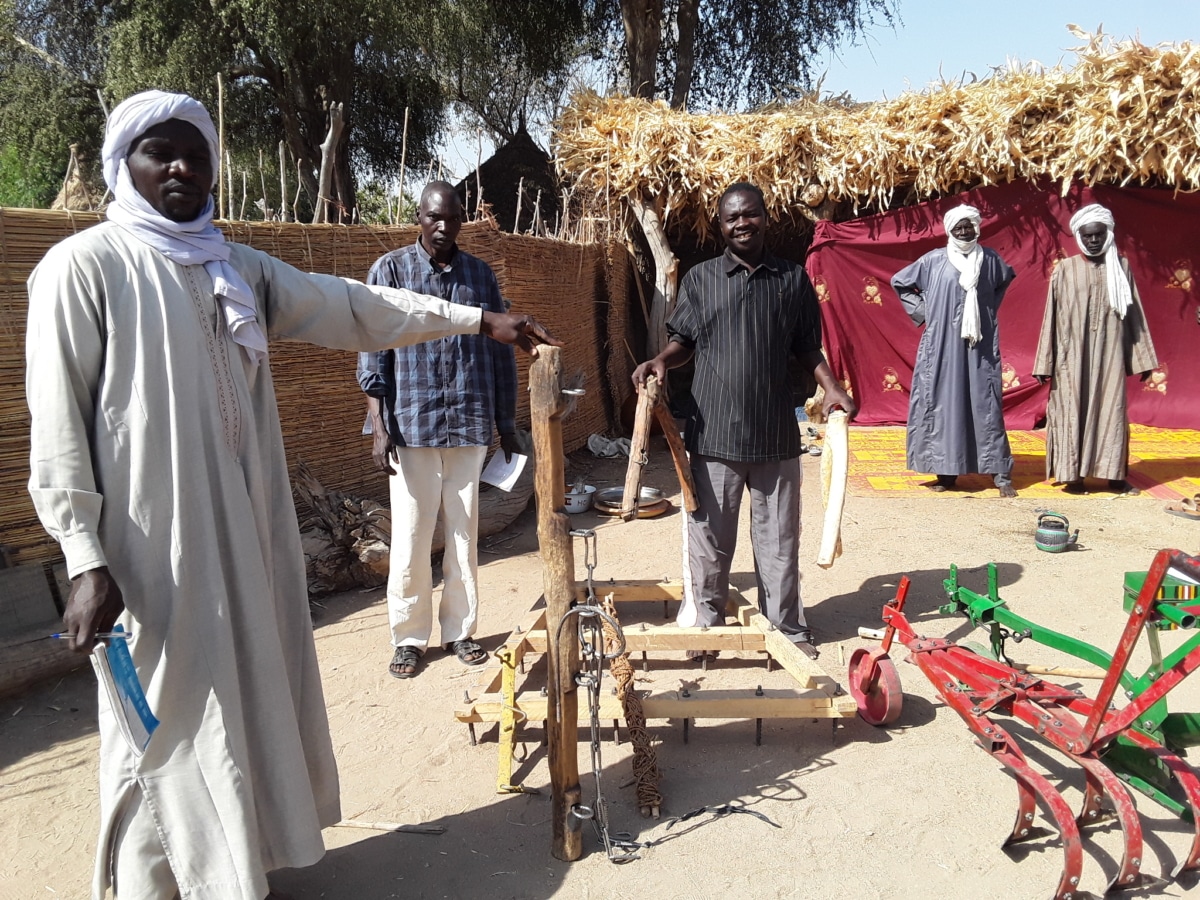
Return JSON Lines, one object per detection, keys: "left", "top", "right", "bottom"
{"left": 848, "top": 647, "right": 903, "bottom": 726}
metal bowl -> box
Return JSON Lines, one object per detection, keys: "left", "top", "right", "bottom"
{"left": 592, "top": 486, "right": 671, "bottom": 517}
{"left": 563, "top": 484, "right": 596, "bottom": 514}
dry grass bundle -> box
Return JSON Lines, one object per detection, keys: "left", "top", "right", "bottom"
{"left": 555, "top": 28, "right": 1200, "bottom": 238}
{"left": 0, "top": 210, "right": 629, "bottom": 569}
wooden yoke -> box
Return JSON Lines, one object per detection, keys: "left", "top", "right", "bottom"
{"left": 529, "top": 347, "right": 582, "bottom": 862}
{"left": 621, "top": 375, "right": 660, "bottom": 519}
{"left": 621, "top": 375, "right": 697, "bottom": 518}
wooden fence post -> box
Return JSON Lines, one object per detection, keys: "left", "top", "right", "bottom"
{"left": 529, "top": 347, "right": 582, "bottom": 861}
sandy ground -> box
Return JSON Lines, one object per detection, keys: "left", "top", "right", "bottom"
{"left": 3, "top": 435, "right": 1200, "bottom": 900}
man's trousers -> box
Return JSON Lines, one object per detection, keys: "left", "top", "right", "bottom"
{"left": 386, "top": 445, "right": 487, "bottom": 649}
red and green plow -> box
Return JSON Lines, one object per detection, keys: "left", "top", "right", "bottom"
{"left": 849, "top": 549, "right": 1200, "bottom": 899}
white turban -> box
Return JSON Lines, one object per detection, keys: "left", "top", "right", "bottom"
{"left": 943, "top": 204, "right": 984, "bottom": 346}
{"left": 102, "top": 90, "right": 266, "bottom": 365}
{"left": 1069, "top": 204, "right": 1131, "bottom": 319}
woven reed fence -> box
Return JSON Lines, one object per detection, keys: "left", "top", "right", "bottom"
{"left": 0, "top": 209, "right": 632, "bottom": 568}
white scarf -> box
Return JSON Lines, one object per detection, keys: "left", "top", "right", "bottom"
{"left": 102, "top": 90, "right": 267, "bottom": 365}
{"left": 943, "top": 205, "right": 984, "bottom": 346}
{"left": 1069, "top": 204, "right": 1131, "bottom": 319}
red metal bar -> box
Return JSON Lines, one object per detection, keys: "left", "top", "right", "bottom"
{"left": 1072, "top": 755, "right": 1145, "bottom": 891}
{"left": 879, "top": 575, "right": 911, "bottom": 655}
{"left": 1076, "top": 549, "right": 1172, "bottom": 751}
{"left": 1120, "top": 728, "right": 1200, "bottom": 876}
{"left": 904, "top": 643, "right": 1084, "bottom": 899}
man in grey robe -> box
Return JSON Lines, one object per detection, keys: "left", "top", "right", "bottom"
{"left": 891, "top": 204, "right": 1018, "bottom": 497}
{"left": 1032, "top": 203, "right": 1157, "bottom": 494}
{"left": 25, "top": 90, "right": 556, "bottom": 900}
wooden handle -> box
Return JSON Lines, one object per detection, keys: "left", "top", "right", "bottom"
{"left": 621, "top": 375, "right": 660, "bottom": 520}
{"left": 653, "top": 401, "right": 697, "bottom": 513}
{"left": 817, "top": 410, "right": 849, "bottom": 568}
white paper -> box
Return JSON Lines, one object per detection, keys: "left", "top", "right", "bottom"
{"left": 1168, "top": 566, "right": 1200, "bottom": 586}
{"left": 90, "top": 626, "right": 158, "bottom": 756}
{"left": 480, "top": 452, "right": 527, "bottom": 492}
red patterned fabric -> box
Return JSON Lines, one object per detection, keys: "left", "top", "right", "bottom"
{"left": 807, "top": 179, "right": 1199, "bottom": 428}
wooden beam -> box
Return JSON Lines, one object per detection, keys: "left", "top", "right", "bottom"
{"left": 530, "top": 347, "right": 582, "bottom": 862}
{"left": 730, "top": 594, "right": 840, "bottom": 694}
{"left": 473, "top": 605, "right": 547, "bottom": 695}
{"left": 575, "top": 579, "right": 685, "bottom": 604}
{"left": 457, "top": 687, "right": 842, "bottom": 724}
{"left": 524, "top": 625, "right": 765, "bottom": 653}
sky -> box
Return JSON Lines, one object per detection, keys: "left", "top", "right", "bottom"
{"left": 818, "top": 1, "right": 1200, "bottom": 101}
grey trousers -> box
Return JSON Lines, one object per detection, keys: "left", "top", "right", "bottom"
{"left": 679, "top": 454, "right": 808, "bottom": 639}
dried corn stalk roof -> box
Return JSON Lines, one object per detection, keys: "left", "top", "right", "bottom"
{"left": 555, "top": 29, "right": 1200, "bottom": 239}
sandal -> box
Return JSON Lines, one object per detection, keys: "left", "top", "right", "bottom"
{"left": 388, "top": 645, "right": 422, "bottom": 679}
{"left": 1108, "top": 479, "right": 1141, "bottom": 496}
{"left": 793, "top": 629, "right": 820, "bottom": 660}
{"left": 446, "top": 639, "right": 487, "bottom": 666}
{"left": 1165, "top": 495, "right": 1200, "bottom": 520}
{"left": 926, "top": 475, "right": 956, "bottom": 493}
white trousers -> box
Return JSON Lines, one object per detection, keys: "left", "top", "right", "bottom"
{"left": 387, "top": 445, "right": 486, "bottom": 649}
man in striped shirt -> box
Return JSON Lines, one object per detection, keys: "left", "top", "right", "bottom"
{"left": 359, "top": 182, "right": 519, "bottom": 679}
{"left": 633, "top": 182, "right": 856, "bottom": 660}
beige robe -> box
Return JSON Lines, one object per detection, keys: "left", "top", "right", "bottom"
{"left": 25, "top": 222, "right": 482, "bottom": 900}
{"left": 1032, "top": 254, "right": 1158, "bottom": 482}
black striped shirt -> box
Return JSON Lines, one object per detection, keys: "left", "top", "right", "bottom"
{"left": 667, "top": 250, "right": 821, "bottom": 462}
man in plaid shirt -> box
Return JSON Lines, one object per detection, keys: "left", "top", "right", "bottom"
{"left": 358, "top": 181, "right": 519, "bottom": 679}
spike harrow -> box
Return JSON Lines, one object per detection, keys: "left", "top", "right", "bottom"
{"left": 849, "top": 549, "right": 1200, "bottom": 898}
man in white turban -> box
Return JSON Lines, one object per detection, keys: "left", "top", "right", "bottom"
{"left": 1032, "top": 203, "right": 1157, "bottom": 494}
{"left": 26, "top": 90, "right": 557, "bottom": 900}
{"left": 891, "top": 204, "right": 1018, "bottom": 496}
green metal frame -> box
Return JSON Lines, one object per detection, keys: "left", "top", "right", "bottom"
{"left": 940, "top": 563, "right": 1200, "bottom": 820}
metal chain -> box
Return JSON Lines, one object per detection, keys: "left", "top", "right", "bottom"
{"left": 562, "top": 529, "right": 640, "bottom": 862}
{"left": 557, "top": 530, "right": 780, "bottom": 861}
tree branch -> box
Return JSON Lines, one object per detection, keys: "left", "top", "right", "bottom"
{"left": 10, "top": 34, "right": 97, "bottom": 88}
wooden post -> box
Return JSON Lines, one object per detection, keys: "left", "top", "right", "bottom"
{"left": 529, "top": 347, "right": 582, "bottom": 861}
{"left": 216, "top": 72, "right": 225, "bottom": 220}
{"left": 278, "top": 141, "right": 289, "bottom": 223}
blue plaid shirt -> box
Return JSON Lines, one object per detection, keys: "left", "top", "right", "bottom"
{"left": 357, "top": 239, "right": 517, "bottom": 447}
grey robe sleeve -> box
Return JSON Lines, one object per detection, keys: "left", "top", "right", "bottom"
{"left": 891, "top": 255, "right": 929, "bottom": 326}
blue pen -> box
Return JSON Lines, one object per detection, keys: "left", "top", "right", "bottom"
{"left": 50, "top": 632, "right": 132, "bottom": 640}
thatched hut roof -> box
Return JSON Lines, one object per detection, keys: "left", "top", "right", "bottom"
{"left": 50, "top": 145, "right": 98, "bottom": 212}
{"left": 455, "top": 129, "right": 559, "bottom": 234}
{"left": 554, "top": 29, "right": 1200, "bottom": 240}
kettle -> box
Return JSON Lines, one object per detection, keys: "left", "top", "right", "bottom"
{"left": 1035, "top": 512, "right": 1078, "bottom": 553}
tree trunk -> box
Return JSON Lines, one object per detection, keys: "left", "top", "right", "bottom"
{"left": 312, "top": 103, "right": 345, "bottom": 224}
{"left": 620, "top": 0, "right": 663, "bottom": 99}
{"left": 234, "top": 33, "right": 357, "bottom": 222}
{"left": 670, "top": 0, "right": 700, "bottom": 109}
{"left": 629, "top": 192, "right": 679, "bottom": 358}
